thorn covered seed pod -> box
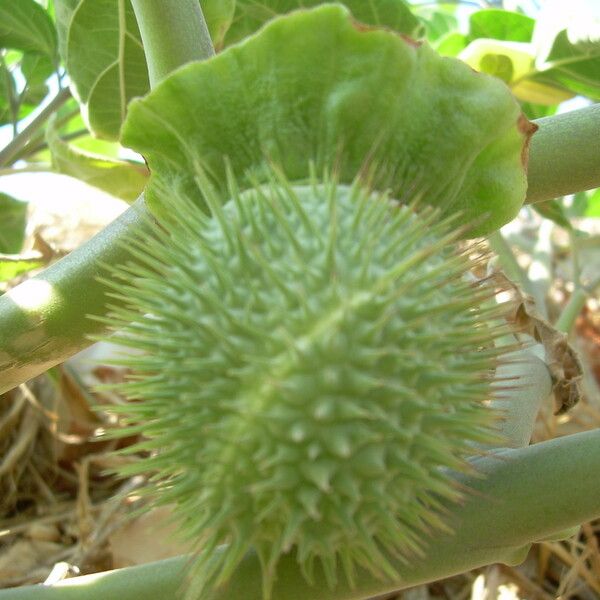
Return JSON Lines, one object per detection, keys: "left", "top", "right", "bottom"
{"left": 99, "top": 171, "right": 511, "bottom": 599}
{"left": 102, "top": 5, "right": 537, "bottom": 599}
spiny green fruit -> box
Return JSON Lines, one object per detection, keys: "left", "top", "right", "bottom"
{"left": 98, "top": 168, "right": 511, "bottom": 599}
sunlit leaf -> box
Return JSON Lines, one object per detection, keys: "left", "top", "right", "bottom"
{"left": 519, "top": 101, "right": 557, "bottom": 120}
{"left": 532, "top": 0, "right": 600, "bottom": 100}
{"left": 435, "top": 32, "right": 467, "bottom": 57}
{"left": 46, "top": 115, "right": 148, "bottom": 201}
{"left": 0, "top": 193, "right": 28, "bottom": 254}
{"left": 586, "top": 189, "right": 600, "bottom": 217}
{"left": 459, "top": 39, "right": 575, "bottom": 105}
{"left": 469, "top": 9, "right": 534, "bottom": 43}
{"left": 0, "top": 254, "right": 44, "bottom": 283}
{"left": 0, "top": 0, "right": 57, "bottom": 61}
{"left": 21, "top": 52, "right": 55, "bottom": 85}
{"left": 421, "top": 11, "right": 457, "bottom": 42}
{"left": 55, "top": 0, "right": 149, "bottom": 140}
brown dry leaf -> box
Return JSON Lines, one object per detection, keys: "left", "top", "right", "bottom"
{"left": 108, "top": 506, "right": 194, "bottom": 568}
{"left": 0, "top": 539, "right": 64, "bottom": 581}
{"left": 498, "top": 273, "right": 583, "bottom": 414}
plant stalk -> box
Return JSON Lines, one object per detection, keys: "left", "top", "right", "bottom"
{"left": 2, "top": 428, "right": 599, "bottom": 600}
{"left": 130, "top": 0, "right": 215, "bottom": 87}
{"left": 555, "top": 275, "right": 600, "bottom": 334}
{"left": 0, "top": 88, "right": 71, "bottom": 167}
{"left": 526, "top": 103, "right": 600, "bottom": 204}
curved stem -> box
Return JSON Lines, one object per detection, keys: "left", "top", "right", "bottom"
{"left": 526, "top": 104, "right": 600, "bottom": 204}
{"left": 0, "top": 198, "right": 149, "bottom": 394}
{"left": 130, "top": 0, "right": 214, "bottom": 87}
{"left": 2, "top": 429, "right": 599, "bottom": 600}
{"left": 0, "top": 88, "right": 71, "bottom": 167}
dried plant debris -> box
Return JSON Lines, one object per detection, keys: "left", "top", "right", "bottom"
{"left": 495, "top": 272, "right": 583, "bottom": 415}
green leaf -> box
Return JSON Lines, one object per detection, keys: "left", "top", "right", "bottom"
{"left": 532, "top": 199, "right": 573, "bottom": 229}
{"left": 572, "top": 188, "right": 600, "bottom": 217}
{"left": 532, "top": 0, "right": 600, "bottom": 100}
{"left": 46, "top": 116, "right": 148, "bottom": 201}
{"left": 586, "top": 189, "right": 600, "bottom": 217}
{"left": 469, "top": 9, "right": 534, "bottom": 43}
{"left": 0, "top": 254, "right": 44, "bottom": 283}
{"left": 56, "top": 0, "right": 150, "bottom": 140}
{"left": 0, "top": 0, "right": 57, "bottom": 61}
{"left": 18, "top": 53, "right": 53, "bottom": 112}
{"left": 202, "top": 0, "right": 236, "bottom": 50}
{"left": 419, "top": 10, "right": 458, "bottom": 43}
{"left": 519, "top": 101, "right": 558, "bottom": 120}
{"left": 0, "top": 59, "right": 16, "bottom": 126}
{"left": 54, "top": 0, "right": 241, "bottom": 140}
{"left": 458, "top": 39, "right": 576, "bottom": 106}
{"left": 435, "top": 32, "right": 467, "bottom": 57}
{"left": 224, "top": 0, "right": 423, "bottom": 46}
{"left": 55, "top": 0, "right": 78, "bottom": 61}
{"left": 123, "top": 5, "right": 532, "bottom": 237}
{"left": 0, "top": 193, "right": 28, "bottom": 254}
{"left": 21, "top": 52, "right": 55, "bottom": 85}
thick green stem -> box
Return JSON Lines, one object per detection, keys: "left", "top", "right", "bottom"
{"left": 0, "top": 88, "right": 71, "bottom": 167}
{"left": 0, "top": 199, "right": 149, "bottom": 394}
{"left": 2, "top": 429, "right": 599, "bottom": 600}
{"left": 526, "top": 104, "right": 600, "bottom": 204}
{"left": 130, "top": 0, "right": 214, "bottom": 87}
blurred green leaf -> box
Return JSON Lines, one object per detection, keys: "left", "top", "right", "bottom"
{"left": 435, "top": 32, "right": 467, "bottom": 57}
{"left": 469, "top": 9, "right": 534, "bottom": 43}
{"left": 586, "top": 189, "right": 600, "bottom": 217}
{"left": 572, "top": 188, "right": 600, "bottom": 218}
{"left": 421, "top": 11, "right": 457, "bottom": 43}
{"left": 532, "top": 0, "right": 600, "bottom": 100}
{"left": 224, "top": 0, "right": 423, "bottom": 46}
{"left": 202, "top": 0, "right": 235, "bottom": 50}
{"left": 0, "top": 254, "right": 44, "bottom": 282}
{"left": 0, "top": 193, "right": 28, "bottom": 254}
{"left": 46, "top": 115, "right": 148, "bottom": 201}
{"left": 0, "top": 60, "right": 16, "bottom": 126}
{"left": 533, "top": 199, "right": 573, "bottom": 229}
{"left": 21, "top": 52, "right": 54, "bottom": 85}
{"left": 0, "top": 0, "right": 57, "bottom": 61}
{"left": 519, "top": 101, "right": 558, "bottom": 120}
{"left": 459, "top": 38, "right": 576, "bottom": 106}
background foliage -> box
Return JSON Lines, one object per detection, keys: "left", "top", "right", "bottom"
{"left": 0, "top": 1, "right": 599, "bottom": 598}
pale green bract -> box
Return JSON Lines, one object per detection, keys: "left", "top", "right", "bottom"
{"left": 122, "top": 5, "right": 534, "bottom": 236}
